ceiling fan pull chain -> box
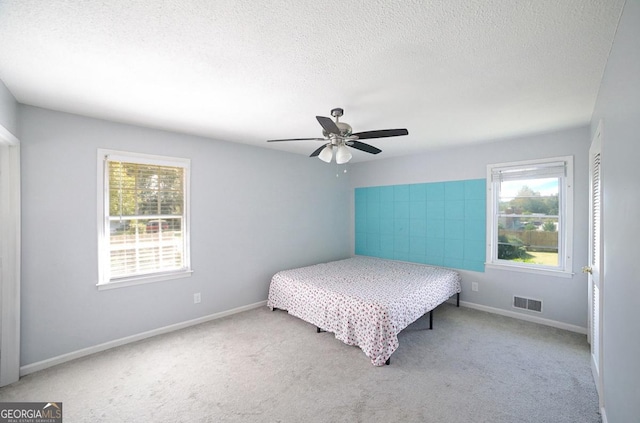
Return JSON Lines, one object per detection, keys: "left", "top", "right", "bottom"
{"left": 335, "top": 163, "right": 348, "bottom": 178}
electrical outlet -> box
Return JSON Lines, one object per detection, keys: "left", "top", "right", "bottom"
{"left": 193, "top": 293, "right": 201, "bottom": 304}
{"left": 472, "top": 282, "right": 479, "bottom": 292}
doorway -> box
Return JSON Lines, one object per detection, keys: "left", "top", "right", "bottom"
{"left": 0, "top": 126, "right": 20, "bottom": 387}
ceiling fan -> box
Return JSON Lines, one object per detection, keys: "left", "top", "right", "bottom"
{"left": 267, "top": 108, "right": 409, "bottom": 164}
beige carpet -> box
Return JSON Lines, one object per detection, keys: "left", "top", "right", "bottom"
{"left": 0, "top": 304, "right": 600, "bottom": 422}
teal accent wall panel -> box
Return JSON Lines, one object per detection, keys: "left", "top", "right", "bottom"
{"left": 355, "top": 179, "right": 486, "bottom": 272}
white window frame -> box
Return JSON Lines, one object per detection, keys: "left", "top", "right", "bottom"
{"left": 97, "top": 149, "right": 192, "bottom": 290}
{"left": 486, "top": 156, "right": 573, "bottom": 278}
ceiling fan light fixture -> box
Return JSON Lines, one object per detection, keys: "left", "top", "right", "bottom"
{"left": 318, "top": 145, "right": 333, "bottom": 163}
{"left": 336, "top": 144, "right": 352, "bottom": 164}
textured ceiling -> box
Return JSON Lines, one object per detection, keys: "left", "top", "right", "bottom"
{"left": 0, "top": 0, "right": 625, "bottom": 162}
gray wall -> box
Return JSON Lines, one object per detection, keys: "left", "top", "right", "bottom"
{"left": 349, "top": 126, "right": 591, "bottom": 328}
{"left": 591, "top": 0, "right": 640, "bottom": 421}
{"left": 19, "top": 105, "right": 350, "bottom": 365}
{"left": 0, "top": 80, "right": 17, "bottom": 137}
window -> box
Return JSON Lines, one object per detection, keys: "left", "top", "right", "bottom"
{"left": 486, "top": 156, "right": 573, "bottom": 277}
{"left": 97, "top": 149, "right": 191, "bottom": 289}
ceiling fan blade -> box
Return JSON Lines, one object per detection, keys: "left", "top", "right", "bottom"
{"left": 316, "top": 116, "right": 341, "bottom": 135}
{"left": 351, "top": 129, "right": 409, "bottom": 140}
{"left": 267, "top": 137, "right": 325, "bottom": 142}
{"left": 309, "top": 145, "right": 327, "bottom": 157}
{"left": 348, "top": 140, "right": 382, "bottom": 154}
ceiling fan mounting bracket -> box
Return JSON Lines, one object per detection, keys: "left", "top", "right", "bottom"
{"left": 330, "top": 108, "right": 344, "bottom": 119}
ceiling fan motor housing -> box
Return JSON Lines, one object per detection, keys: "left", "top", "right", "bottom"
{"left": 336, "top": 121, "right": 352, "bottom": 136}
{"left": 322, "top": 121, "right": 353, "bottom": 138}
{"left": 323, "top": 108, "right": 352, "bottom": 138}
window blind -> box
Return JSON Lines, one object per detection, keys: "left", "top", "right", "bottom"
{"left": 491, "top": 161, "right": 566, "bottom": 182}
{"left": 106, "top": 159, "right": 187, "bottom": 279}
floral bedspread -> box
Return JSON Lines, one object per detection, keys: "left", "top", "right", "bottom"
{"left": 267, "top": 256, "right": 462, "bottom": 366}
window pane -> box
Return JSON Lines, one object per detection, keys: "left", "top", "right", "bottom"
{"left": 109, "top": 218, "right": 185, "bottom": 278}
{"left": 499, "top": 178, "right": 558, "bottom": 213}
{"left": 496, "top": 176, "right": 559, "bottom": 266}
{"left": 108, "top": 161, "right": 184, "bottom": 217}
{"left": 107, "top": 159, "right": 186, "bottom": 280}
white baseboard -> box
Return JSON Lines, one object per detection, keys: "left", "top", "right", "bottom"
{"left": 600, "top": 407, "right": 608, "bottom": 423}
{"left": 20, "top": 300, "right": 268, "bottom": 376}
{"left": 459, "top": 300, "right": 588, "bottom": 334}
{"left": 21, "top": 298, "right": 585, "bottom": 376}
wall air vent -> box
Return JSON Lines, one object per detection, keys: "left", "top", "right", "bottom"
{"left": 513, "top": 296, "right": 542, "bottom": 313}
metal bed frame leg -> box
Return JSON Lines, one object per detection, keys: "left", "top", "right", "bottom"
{"left": 385, "top": 357, "right": 391, "bottom": 365}
{"left": 316, "top": 327, "right": 326, "bottom": 333}
{"left": 429, "top": 310, "right": 433, "bottom": 330}
{"left": 457, "top": 292, "right": 460, "bottom": 307}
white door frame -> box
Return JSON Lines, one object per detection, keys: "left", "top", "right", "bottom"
{"left": 0, "top": 124, "right": 20, "bottom": 387}
{"left": 588, "top": 120, "right": 604, "bottom": 408}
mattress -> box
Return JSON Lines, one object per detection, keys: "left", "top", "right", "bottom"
{"left": 267, "top": 256, "right": 462, "bottom": 366}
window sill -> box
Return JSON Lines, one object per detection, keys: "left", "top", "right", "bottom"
{"left": 97, "top": 269, "right": 193, "bottom": 290}
{"left": 485, "top": 262, "right": 574, "bottom": 278}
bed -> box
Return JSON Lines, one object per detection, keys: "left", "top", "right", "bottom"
{"left": 267, "top": 256, "right": 462, "bottom": 366}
